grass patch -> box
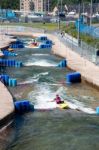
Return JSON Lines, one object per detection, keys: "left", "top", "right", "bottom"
{"left": 0, "top": 22, "right": 60, "bottom": 31}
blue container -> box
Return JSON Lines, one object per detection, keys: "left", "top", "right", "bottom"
{"left": 3, "top": 50, "right": 10, "bottom": 56}
{"left": 1, "top": 60, "right": 4, "bottom": 66}
{"left": 41, "top": 36, "right": 47, "bottom": 41}
{"left": 44, "top": 40, "right": 52, "bottom": 45}
{"left": 1, "top": 75, "right": 9, "bottom": 85}
{"left": 12, "top": 79, "right": 17, "bottom": 87}
{"left": 18, "top": 44, "right": 24, "bottom": 48}
{"left": 8, "top": 78, "right": 17, "bottom": 87}
{"left": 0, "top": 60, "right": 3, "bottom": 66}
{"left": 6, "top": 60, "right": 9, "bottom": 66}
{"left": 0, "top": 59, "right": 2, "bottom": 66}
{"left": 12, "top": 53, "right": 17, "bottom": 56}
{"left": 8, "top": 60, "right": 12, "bottom": 67}
{"left": 58, "top": 61, "right": 63, "bottom": 67}
{"left": 8, "top": 60, "right": 16, "bottom": 67}
{"left": 96, "top": 107, "right": 99, "bottom": 115}
{"left": 8, "top": 78, "right": 12, "bottom": 86}
{"left": 66, "top": 72, "right": 81, "bottom": 84}
{"left": 1, "top": 59, "right": 4, "bottom": 66}
{"left": 14, "top": 100, "right": 33, "bottom": 113}
{"left": 15, "top": 61, "right": 22, "bottom": 68}
{"left": 58, "top": 60, "right": 67, "bottom": 67}
{"left": 12, "top": 60, "right": 16, "bottom": 67}
{"left": 62, "top": 60, "right": 67, "bottom": 67}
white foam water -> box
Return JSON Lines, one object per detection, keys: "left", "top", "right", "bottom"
{"left": 18, "top": 72, "right": 49, "bottom": 85}
{"left": 28, "top": 85, "right": 96, "bottom": 114}
{"left": 55, "top": 87, "right": 96, "bottom": 114}
{"left": 64, "top": 98, "right": 96, "bottom": 114}
{"left": 28, "top": 84, "right": 57, "bottom": 110}
{"left": 24, "top": 59, "right": 57, "bottom": 67}
{"left": 18, "top": 78, "right": 39, "bottom": 85}
{"left": 32, "top": 54, "right": 49, "bottom": 56}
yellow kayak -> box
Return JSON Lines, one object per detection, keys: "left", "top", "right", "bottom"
{"left": 8, "top": 48, "right": 14, "bottom": 51}
{"left": 58, "top": 102, "right": 69, "bottom": 109}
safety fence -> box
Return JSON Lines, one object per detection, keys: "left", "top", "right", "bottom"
{"left": 75, "top": 20, "right": 99, "bottom": 39}
{"left": 57, "top": 32, "right": 99, "bottom": 65}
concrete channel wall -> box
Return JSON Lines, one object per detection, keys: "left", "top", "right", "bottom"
{"left": 0, "top": 39, "right": 15, "bottom": 128}
{"left": 0, "top": 81, "right": 14, "bottom": 128}
{"left": 47, "top": 33, "right": 99, "bottom": 87}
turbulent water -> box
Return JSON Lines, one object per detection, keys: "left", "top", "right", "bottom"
{"left": 1, "top": 37, "right": 99, "bottom": 150}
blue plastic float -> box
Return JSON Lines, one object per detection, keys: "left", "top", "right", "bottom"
{"left": 43, "top": 40, "right": 53, "bottom": 45}
{"left": 66, "top": 72, "right": 81, "bottom": 84}
{"left": 96, "top": 107, "right": 99, "bottom": 115}
{"left": 0, "top": 75, "right": 9, "bottom": 85}
{"left": 0, "top": 59, "right": 22, "bottom": 67}
{"left": 15, "top": 61, "right": 23, "bottom": 68}
{"left": 10, "top": 40, "right": 24, "bottom": 49}
{"left": 14, "top": 100, "right": 34, "bottom": 113}
{"left": 58, "top": 60, "right": 67, "bottom": 67}
{"left": 39, "top": 44, "right": 52, "bottom": 49}
{"left": 8, "top": 78, "right": 17, "bottom": 87}
{"left": 2, "top": 50, "right": 17, "bottom": 57}
{"left": 0, "top": 74, "right": 17, "bottom": 87}
{"left": 37, "top": 36, "right": 48, "bottom": 41}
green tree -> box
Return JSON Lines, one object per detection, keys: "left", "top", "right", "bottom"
{"left": 0, "top": 0, "right": 19, "bottom": 9}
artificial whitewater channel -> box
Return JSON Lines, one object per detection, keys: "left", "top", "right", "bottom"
{"left": 1, "top": 36, "right": 99, "bottom": 150}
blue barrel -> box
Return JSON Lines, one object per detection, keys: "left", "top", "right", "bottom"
{"left": 2, "top": 59, "right": 6, "bottom": 66}
{"left": 8, "top": 60, "right": 15, "bottom": 67}
{"left": 18, "top": 44, "right": 24, "bottom": 48}
{"left": 12, "top": 53, "right": 17, "bottom": 56}
{"left": 0, "top": 59, "right": 2, "bottom": 66}
{"left": 3, "top": 51, "right": 7, "bottom": 56}
{"left": 12, "top": 60, "right": 16, "bottom": 67}
{"left": 14, "top": 100, "right": 33, "bottom": 113}
{"left": 96, "top": 50, "right": 99, "bottom": 56}
{"left": 8, "top": 60, "right": 12, "bottom": 67}
{"left": 1, "top": 59, "right": 3, "bottom": 66}
{"left": 96, "top": 107, "right": 99, "bottom": 115}
{"left": 12, "top": 79, "right": 17, "bottom": 87}
{"left": 8, "top": 78, "right": 12, "bottom": 86}
{"left": 6, "top": 60, "right": 9, "bottom": 67}
{"left": 1, "top": 75, "right": 9, "bottom": 85}
{"left": 66, "top": 72, "right": 81, "bottom": 84}
{"left": 58, "top": 60, "right": 67, "bottom": 67}
{"left": 15, "top": 61, "right": 22, "bottom": 68}
{"left": 8, "top": 78, "right": 17, "bottom": 87}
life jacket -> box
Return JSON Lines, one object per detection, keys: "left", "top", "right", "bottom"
{"left": 56, "top": 97, "right": 61, "bottom": 103}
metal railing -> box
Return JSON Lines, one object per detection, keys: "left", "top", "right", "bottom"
{"left": 56, "top": 32, "right": 98, "bottom": 64}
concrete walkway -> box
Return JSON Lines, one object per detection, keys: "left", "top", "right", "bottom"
{"left": 0, "top": 81, "right": 14, "bottom": 121}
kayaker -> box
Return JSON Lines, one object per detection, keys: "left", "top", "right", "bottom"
{"left": 54, "top": 95, "right": 64, "bottom": 104}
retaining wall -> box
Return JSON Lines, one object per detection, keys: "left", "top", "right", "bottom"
{"left": 48, "top": 33, "right": 99, "bottom": 87}
{"left": 0, "top": 81, "right": 14, "bottom": 128}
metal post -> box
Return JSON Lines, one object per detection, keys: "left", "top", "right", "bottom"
{"left": 90, "top": 0, "right": 93, "bottom": 26}
{"left": 61, "top": 0, "right": 63, "bottom": 13}
{"left": 57, "top": 0, "right": 60, "bottom": 30}
{"left": 78, "top": 0, "right": 81, "bottom": 47}
{"left": 82, "top": 0, "right": 84, "bottom": 24}
{"left": 48, "top": 0, "right": 49, "bottom": 13}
